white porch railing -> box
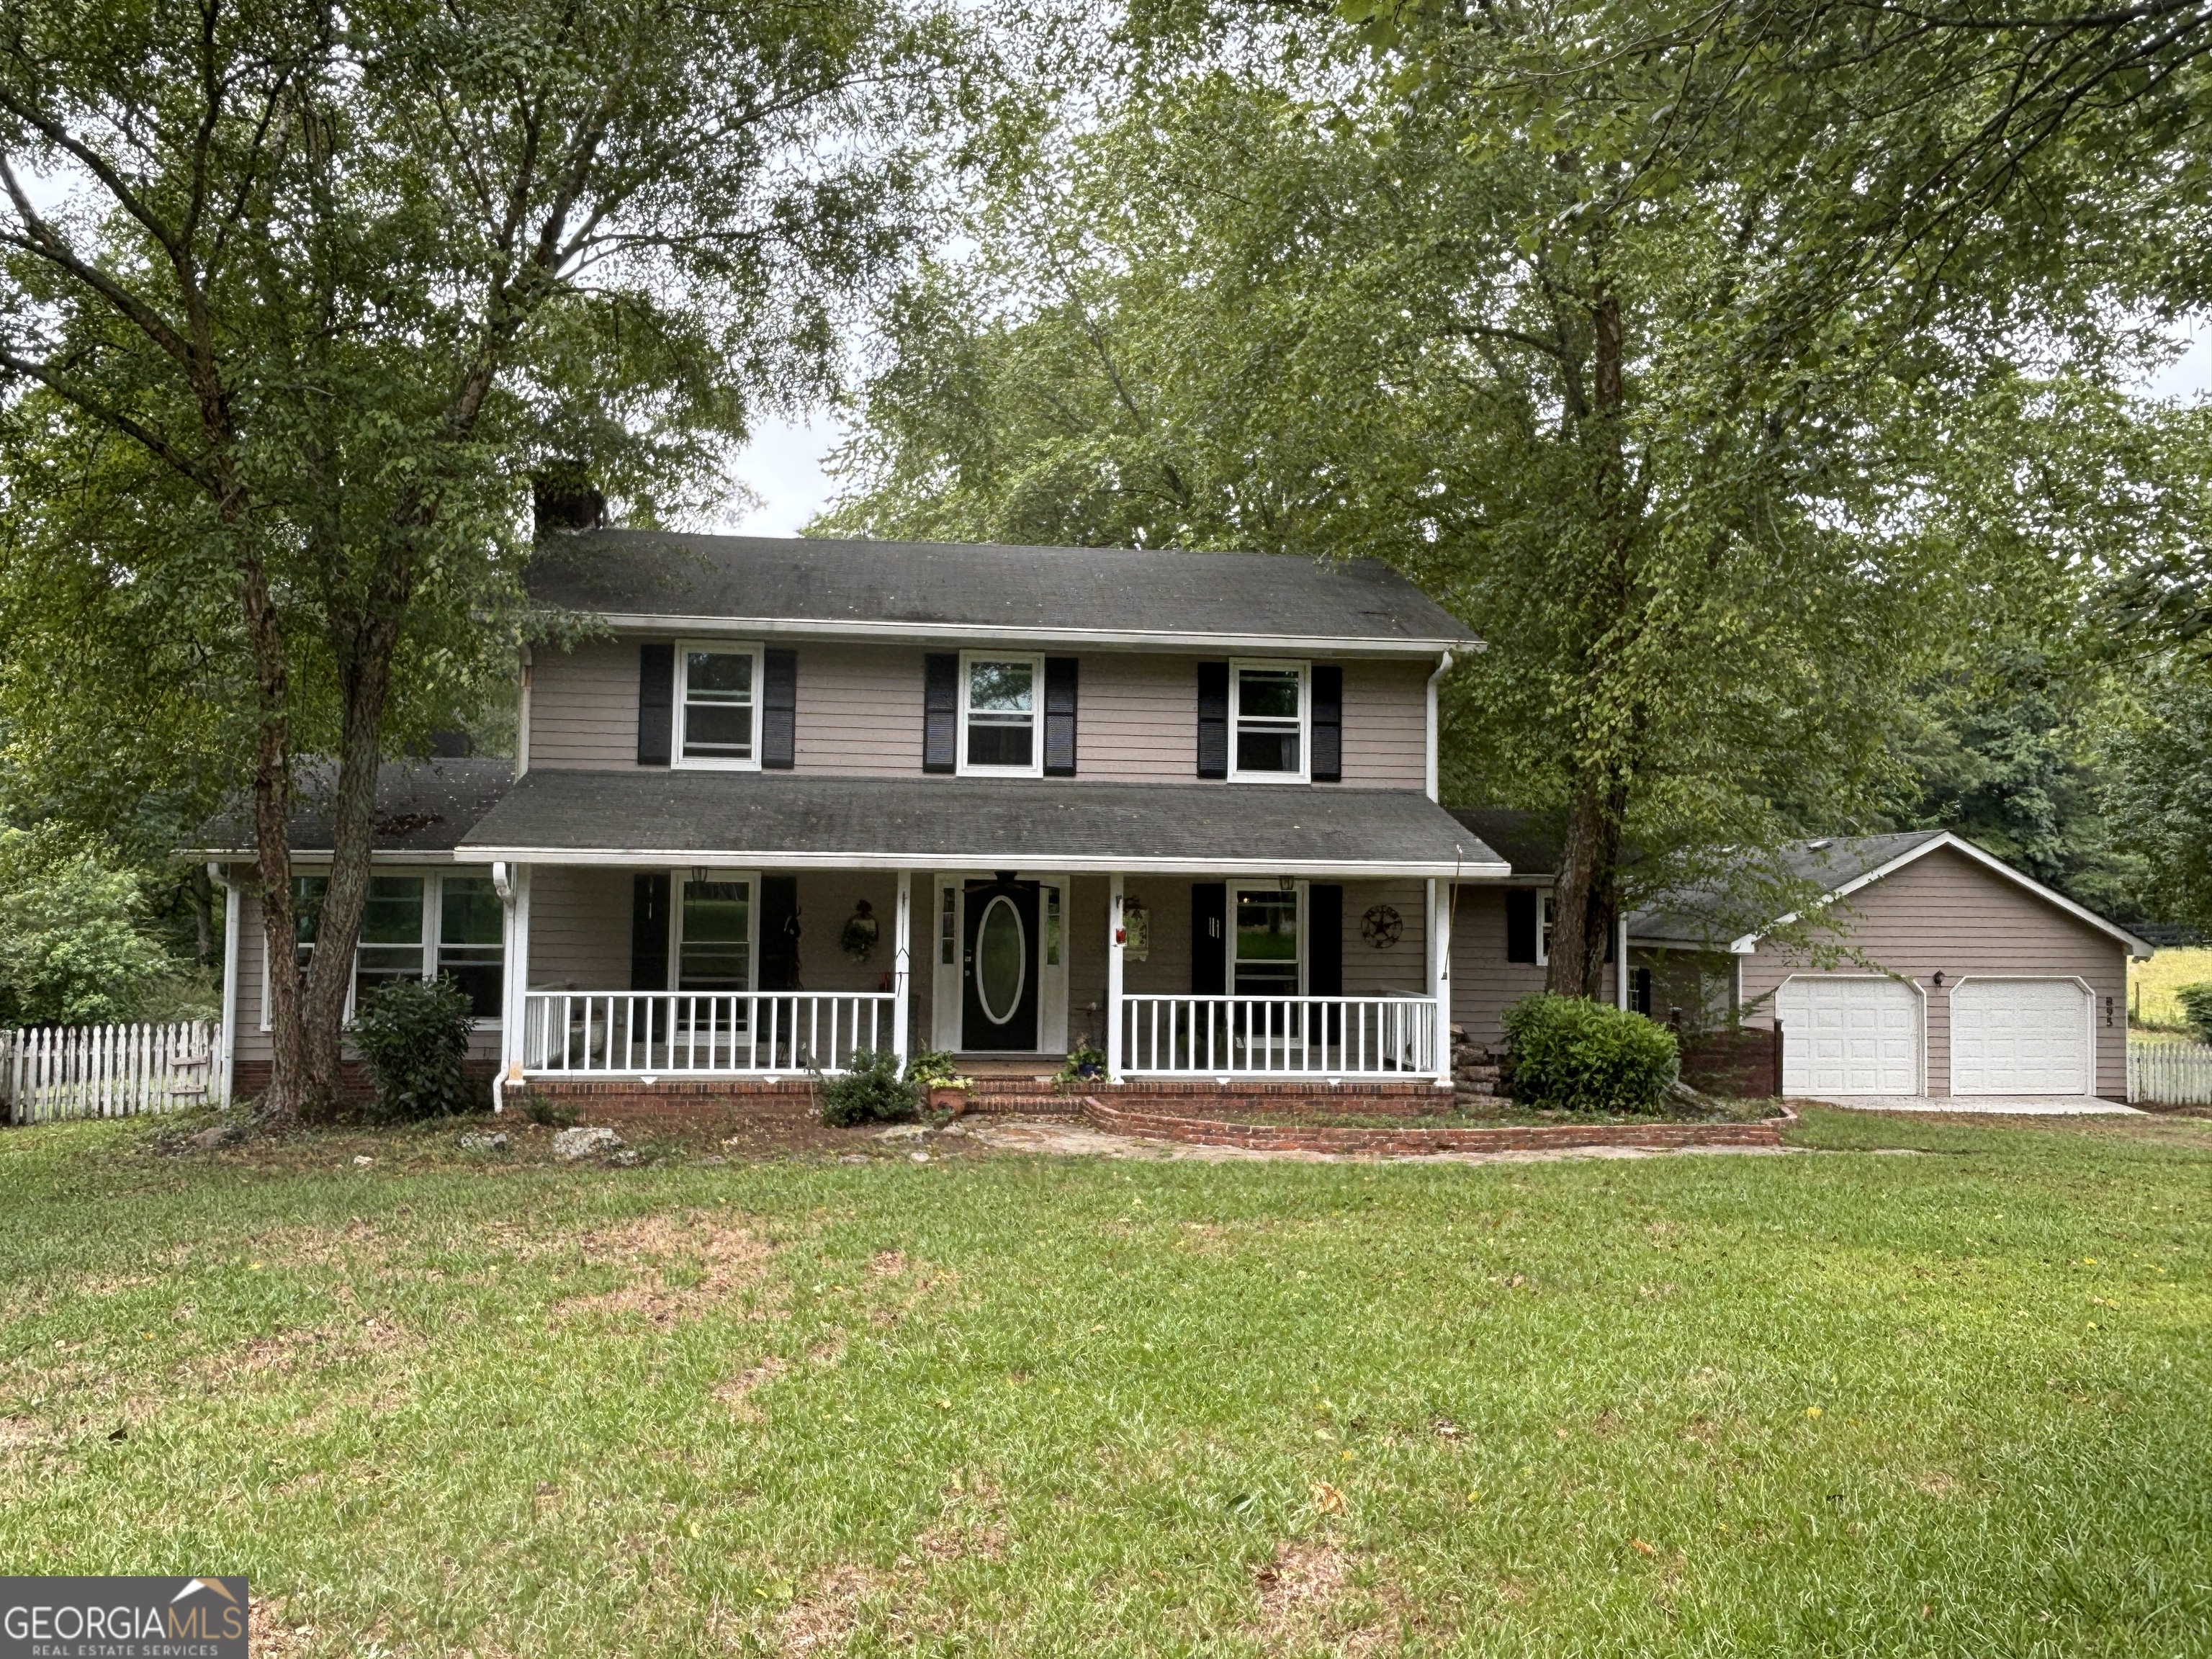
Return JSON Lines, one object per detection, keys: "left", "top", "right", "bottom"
{"left": 1119, "top": 995, "right": 1440, "bottom": 1078}
{"left": 521, "top": 992, "right": 894, "bottom": 1076}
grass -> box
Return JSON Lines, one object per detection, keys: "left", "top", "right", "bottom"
{"left": 4, "top": 1109, "right": 2211, "bottom": 1656}
{"left": 2128, "top": 946, "right": 2212, "bottom": 1033}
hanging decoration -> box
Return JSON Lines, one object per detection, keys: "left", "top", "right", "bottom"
{"left": 840, "top": 899, "right": 880, "bottom": 961}
{"left": 1123, "top": 898, "right": 1151, "bottom": 962}
{"left": 1360, "top": 904, "right": 1404, "bottom": 949}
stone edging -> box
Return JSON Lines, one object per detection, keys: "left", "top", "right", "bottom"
{"left": 1079, "top": 1095, "right": 1796, "bottom": 1154}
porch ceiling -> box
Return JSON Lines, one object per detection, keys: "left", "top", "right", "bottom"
{"left": 459, "top": 770, "right": 1509, "bottom": 878}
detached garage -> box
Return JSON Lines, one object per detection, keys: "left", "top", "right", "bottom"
{"left": 1719, "top": 832, "right": 2148, "bottom": 1102}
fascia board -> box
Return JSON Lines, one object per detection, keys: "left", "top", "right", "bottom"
{"left": 458, "top": 845, "right": 1511, "bottom": 879}
{"left": 570, "top": 611, "right": 1484, "bottom": 657}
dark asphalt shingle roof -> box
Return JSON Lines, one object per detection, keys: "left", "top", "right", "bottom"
{"left": 459, "top": 770, "right": 1505, "bottom": 875}
{"left": 196, "top": 760, "right": 515, "bottom": 855}
{"left": 1627, "top": 831, "right": 1953, "bottom": 945}
{"left": 525, "top": 531, "right": 1481, "bottom": 650}
{"left": 1446, "top": 808, "right": 1566, "bottom": 878}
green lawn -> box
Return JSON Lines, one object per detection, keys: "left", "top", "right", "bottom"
{"left": 3, "top": 1110, "right": 2209, "bottom": 1657}
{"left": 2130, "top": 945, "right": 2212, "bottom": 1033}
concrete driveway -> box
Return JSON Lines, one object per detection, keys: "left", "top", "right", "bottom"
{"left": 1805, "top": 1094, "right": 2143, "bottom": 1117}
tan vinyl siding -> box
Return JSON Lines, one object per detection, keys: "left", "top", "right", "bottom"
{"left": 526, "top": 866, "right": 633, "bottom": 989}
{"left": 1076, "top": 654, "right": 1198, "bottom": 781}
{"left": 1339, "top": 880, "right": 1429, "bottom": 996}
{"left": 793, "top": 646, "right": 927, "bottom": 775}
{"left": 1068, "top": 875, "right": 1112, "bottom": 1048}
{"left": 527, "top": 637, "right": 639, "bottom": 770}
{"left": 525, "top": 641, "right": 1434, "bottom": 786}
{"left": 1337, "top": 662, "right": 1429, "bottom": 790}
{"left": 1120, "top": 878, "right": 1192, "bottom": 996}
{"left": 1449, "top": 886, "right": 1613, "bottom": 1050}
{"left": 1737, "top": 845, "right": 2129, "bottom": 1100}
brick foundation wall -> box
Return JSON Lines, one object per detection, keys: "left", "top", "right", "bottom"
{"left": 232, "top": 1060, "right": 497, "bottom": 1105}
{"left": 1082, "top": 1094, "right": 1793, "bottom": 1154}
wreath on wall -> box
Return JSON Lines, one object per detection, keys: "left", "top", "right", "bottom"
{"left": 1360, "top": 904, "right": 1403, "bottom": 949}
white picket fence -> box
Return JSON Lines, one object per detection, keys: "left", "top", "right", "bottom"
{"left": 2128, "top": 1039, "right": 2212, "bottom": 1107}
{"left": 2, "top": 1021, "right": 219, "bottom": 1125}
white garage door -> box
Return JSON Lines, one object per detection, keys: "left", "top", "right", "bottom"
{"left": 1777, "top": 976, "right": 1921, "bottom": 1095}
{"left": 1950, "top": 979, "right": 2090, "bottom": 1096}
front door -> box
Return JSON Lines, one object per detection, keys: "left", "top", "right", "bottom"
{"left": 962, "top": 877, "right": 1039, "bottom": 1050}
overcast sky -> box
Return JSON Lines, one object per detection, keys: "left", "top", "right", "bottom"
{"left": 721, "top": 415, "right": 845, "bottom": 536}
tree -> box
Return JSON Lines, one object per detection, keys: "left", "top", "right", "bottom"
{"left": 0, "top": 0, "right": 963, "bottom": 1118}
{"left": 0, "top": 826, "right": 174, "bottom": 1025}
{"left": 824, "top": 20, "right": 2170, "bottom": 983}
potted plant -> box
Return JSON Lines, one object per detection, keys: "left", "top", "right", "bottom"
{"left": 904, "top": 1049, "right": 971, "bottom": 1117}
{"left": 1055, "top": 1041, "right": 1107, "bottom": 1091}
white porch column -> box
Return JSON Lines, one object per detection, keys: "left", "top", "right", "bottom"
{"left": 893, "top": 870, "right": 913, "bottom": 1064}
{"left": 1106, "top": 873, "right": 1125, "bottom": 1083}
{"left": 212, "top": 865, "right": 240, "bottom": 1107}
{"left": 1428, "top": 878, "right": 1453, "bottom": 1085}
{"left": 493, "top": 863, "right": 531, "bottom": 1112}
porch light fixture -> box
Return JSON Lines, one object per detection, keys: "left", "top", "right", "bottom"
{"left": 691, "top": 866, "right": 709, "bottom": 885}
{"left": 1930, "top": 971, "right": 1946, "bottom": 987}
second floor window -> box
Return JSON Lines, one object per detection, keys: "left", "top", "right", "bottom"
{"left": 1231, "top": 661, "right": 1307, "bottom": 780}
{"left": 678, "top": 644, "right": 762, "bottom": 767}
{"left": 961, "top": 653, "right": 1041, "bottom": 774}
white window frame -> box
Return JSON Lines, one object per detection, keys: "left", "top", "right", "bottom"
{"left": 1228, "top": 659, "right": 1310, "bottom": 784}
{"left": 673, "top": 640, "right": 765, "bottom": 771}
{"left": 260, "top": 867, "right": 505, "bottom": 1029}
{"left": 957, "top": 650, "right": 1046, "bottom": 778}
{"left": 1536, "top": 891, "right": 1551, "bottom": 967}
{"left": 670, "top": 868, "right": 764, "bottom": 993}
{"left": 1226, "top": 879, "right": 1308, "bottom": 997}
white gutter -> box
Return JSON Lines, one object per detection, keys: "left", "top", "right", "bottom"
{"left": 457, "top": 845, "right": 1511, "bottom": 880}
{"left": 577, "top": 611, "right": 1483, "bottom": 659}
{"left": 1424, "top": 650, "right": 1455, "bottom": 802}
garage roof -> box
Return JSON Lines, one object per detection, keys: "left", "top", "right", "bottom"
{"left": 458, "top": 770, "right": 1507, "bottom": 878}
{"left": 1631, "top": 831, "right": 2151, "bottom": 958}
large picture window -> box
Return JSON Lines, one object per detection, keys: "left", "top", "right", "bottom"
{"left": 262, "top": 870, "right": 505, "bottom": 1027}
{"left": 676, "top": 642, "right": 763, "bottom": 768}
{"left": 959, "top": 652, "right": 1042, "bottom": 775}
{"left": 1229, "top": 661, "right": 1308, "bottom": 781}
{"left": 678, "top": 874, "right": 755, "bottom": 992}
{"left": 1231, "top": 884, "right": 1301, "bottom": 997}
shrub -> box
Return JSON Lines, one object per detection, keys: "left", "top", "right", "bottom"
{"left": 518, "top": 1089, "right": 578, "bottom": 1129}
{"left": 350, "top": 974, "right": 477, "bottom": 1121}
{"left": 2177, "top": 982, "right": 2212, "bottom": 1044}
{"left": 821, "top": 1048, "right": 920, "bottom": 1127}
{"left": 1500, "top": 993, "right": 1678, "bottom": 1113}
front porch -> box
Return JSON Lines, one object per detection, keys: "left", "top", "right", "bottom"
{"left": 492, "top": 864, "right": 1458, "bottom": 1095}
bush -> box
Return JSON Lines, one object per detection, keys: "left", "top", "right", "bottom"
{"left": 1500, "top": 994, "right": 1678, "bottom": 1113}
{"left": 820, "top": 1048, "right": 920, "bottom": 1127}
{"left": 350, "top": 974, "right": 477, "bottom": 1121}
{"left": 518, "top": 1089, "right": 578, "bottom": 1128}
{"left": 2177, "top": 982, "right": 2212, "bottom": 1044}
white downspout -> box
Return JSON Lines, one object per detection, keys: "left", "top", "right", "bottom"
{"left": 1424, "top": 649, "right": 1455, "bottom": 803}
{"left": 208, "top": 863, "right": 240, "bottom": 1107}
{"left": 1615, "top": 910, "right": 1630, "bottom": 1010}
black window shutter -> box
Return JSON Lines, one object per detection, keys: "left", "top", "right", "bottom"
{"left": 762, "top": 649, "right": 797, "bottom": 770}
{"left": 1043, "top": 656, "right": 1079, "bottom": 776}
{"left": 1196, "top": 662, "right": 1229, "bottom": 778}
{"left": 759, "top": 875, "right": 801, "bottom": 989}
{"left": 923, "top": 653, "right": 959, "bottom": 773}
{"left": 1190, "top": 883, "right": 1226, "bottom": 994}
{"left": 1506, "top": 889, "right": 1538, "bottom": 963}
{"left": 1308, "top": 884, "right": 1344, "bottom": 996}
{"left": 631, "top": 873, "right": 670, "bottom": 990}
{"left": 637, "top": 642, "right": 675, "bottom": 765}
{"left": 1310, "top": 665, "right": 1343, "bottom": 783}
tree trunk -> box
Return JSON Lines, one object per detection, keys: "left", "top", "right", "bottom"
{"left": 1547, "top": 778, "right": 1624, "bottom": 998}
{"left": 189, "top": 864, "right": 214, "bottom": 968}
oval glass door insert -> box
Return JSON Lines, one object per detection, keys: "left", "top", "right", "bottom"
{"left": 976, "top": 894, "right": 1027, "bottom": 1025}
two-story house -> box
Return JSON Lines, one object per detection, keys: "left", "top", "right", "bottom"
{"left": 203, "top": 531, "right": 1520, "bottom": 1108}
